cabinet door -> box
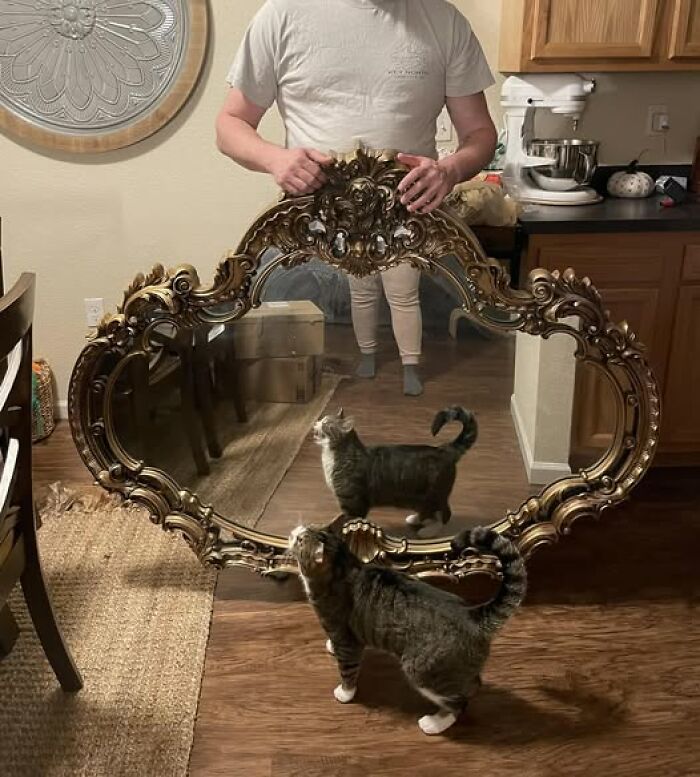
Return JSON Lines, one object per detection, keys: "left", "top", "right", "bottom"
{"left": 527, "top": 235, "right": 680, "bottom": 387}
{"left": 668, "top": 0, "right": 700, "bottom": 58}
{"left": 573, "top": 288, "right": 660, "bottom": 451}
{"left": 661, "top": 286, "right": 700, "bottom": 446}
{"left": 523, "top": 232, "right": 684, "bottom": 456}
{"left": 530, "top": 0, "right": 661, "bottom": 59}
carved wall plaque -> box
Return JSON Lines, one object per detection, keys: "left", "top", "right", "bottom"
{"left": 0, "top": 0, "right": 208, "bottom": 152}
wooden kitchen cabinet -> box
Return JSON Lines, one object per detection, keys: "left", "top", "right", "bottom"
{"left": 501, "top": 0, "right": 700, "bottom": 71}
{"left": 531, "top": 0, "right": 660, "bottom": 60}
{"left": 522, "top": 231, "right": 700, "bottom": 458}
{"left": 573, "top": 287, "right": 662, "bottom": 451}
{"left": 661, "top": 245, "right": 700, "bottom": 449}
{"left": 669, "top": 0, "right": 700, "bottom": 59}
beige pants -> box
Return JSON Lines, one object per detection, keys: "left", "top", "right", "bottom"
{"left": 347, "top": 264, "right": 422, "bottom": 366}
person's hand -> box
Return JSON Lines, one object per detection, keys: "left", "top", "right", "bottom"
{"left": 268, "top": 147, "right": 333, "bottom": 196}
{"left": 396, "top": 153, "right": 457, "bottom": 214}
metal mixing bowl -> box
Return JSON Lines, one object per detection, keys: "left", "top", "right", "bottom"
{"left": 527, "top": 138, "right": 599, "bottom": 191}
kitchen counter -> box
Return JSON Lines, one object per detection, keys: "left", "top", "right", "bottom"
{"left": 519, "top": 195, "right": 700, "bottom": 234}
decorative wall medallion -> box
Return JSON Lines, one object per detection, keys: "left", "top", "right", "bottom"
{"left": 0, "top": 0, "right": 209, "bottom": 152}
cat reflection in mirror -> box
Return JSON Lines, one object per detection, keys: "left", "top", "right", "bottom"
{"left": 313, "top": 406, "right": 477, "bottom": 537}
{"left": 288, "top": 521, "right": 526, "bottom": 735}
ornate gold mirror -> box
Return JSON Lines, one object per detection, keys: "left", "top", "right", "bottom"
{"left": 68, "top": 150, "right": 659, "bottom": 582}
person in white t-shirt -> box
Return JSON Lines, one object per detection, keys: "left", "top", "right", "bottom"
{"left": 217, "top": 0, "right": 497, "bottom": 396}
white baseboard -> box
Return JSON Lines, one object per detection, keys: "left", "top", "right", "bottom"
{"left": 55, "top": 400, "right": 69, "bottom": 421}
{"left": 510, "top": 395, "right": 571, "bottom": 486}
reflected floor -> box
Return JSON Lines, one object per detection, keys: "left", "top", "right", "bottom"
{"left": 257, "top": 323, "right": 536, "bottom": 539}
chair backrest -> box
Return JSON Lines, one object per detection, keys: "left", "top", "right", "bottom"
{"left": 0, "top": 274, "right": 36, "bottom": 569}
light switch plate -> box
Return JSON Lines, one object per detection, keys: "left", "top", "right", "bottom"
{"left": 84, "top": 297, "right": 104, "bottom": 328}
{"left": 646, "top": 105, "right": 669, "bottom": 136}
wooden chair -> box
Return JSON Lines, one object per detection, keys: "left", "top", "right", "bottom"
{"left": 124, "top": 322, "right": 246, "bottom": 477}
{"left": 0, "top": 274, "right": 82, "bottom": 691}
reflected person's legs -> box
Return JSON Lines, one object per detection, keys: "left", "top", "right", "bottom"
{"left": 348, "top": 272, "right": 382, "bottom": 378}
{"left": 381, "top": 264, "right": 423, "bottom": 396}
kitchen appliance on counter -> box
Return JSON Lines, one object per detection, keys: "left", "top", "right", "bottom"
{"left": 501, "top": 75, "right": 602, "bottom": 206}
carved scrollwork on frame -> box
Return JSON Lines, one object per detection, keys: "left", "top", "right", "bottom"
{"left": 68, "top": 148, "right": 660, "bottom": 583}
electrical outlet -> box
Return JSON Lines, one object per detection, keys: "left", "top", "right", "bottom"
{"left": 84, "top": 297, "right": 104, "bottom": 327}
{"left": 647, "top": 105, "right": 670, "bottom": 136}
{"left": 436, "top": 107, "right": 453, "bottom": 143}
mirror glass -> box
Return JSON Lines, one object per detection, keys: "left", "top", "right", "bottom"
{"left": 109, "top": 255, "right": 612, "bottom": 541}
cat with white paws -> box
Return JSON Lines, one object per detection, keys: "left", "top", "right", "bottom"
{"left": 289, "top": 521, "right": 525, "bottom": 735}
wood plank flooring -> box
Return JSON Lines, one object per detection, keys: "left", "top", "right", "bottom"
{"left": 257, "top": 324, "right": 541, "bottom": 538}
{"left": 94, "top": 322, "right": 544, "bottom": 539}
{"left": 190, "top": 468, "right": 700, "bottom": 777}
{"left": 30, "top": 404, "right": 700, "bottom": 777}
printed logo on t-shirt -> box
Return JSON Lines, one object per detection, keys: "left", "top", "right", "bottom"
{"left": 388, "top": 41, "right": 431, "bottom": 81}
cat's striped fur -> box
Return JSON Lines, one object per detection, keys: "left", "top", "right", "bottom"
{"left": 314, "top": 406, "right": 478, "bottom": 532}
{"left": 289, "top": 523, "right": 526, "bottom": 735}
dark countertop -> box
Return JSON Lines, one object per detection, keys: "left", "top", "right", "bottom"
{"left": 519, "top": 194, "right": 700, "bottom": 234}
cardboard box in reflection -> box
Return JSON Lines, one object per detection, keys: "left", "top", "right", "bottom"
{"left": 231, "top": 300, "right": 325, "bottom": 404}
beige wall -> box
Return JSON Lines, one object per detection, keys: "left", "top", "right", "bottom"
{"left": 1, "top": 2, "right": 285, "bottom": 408}
{"left": 2, "top": 0, "right": 699, "bottom": 406}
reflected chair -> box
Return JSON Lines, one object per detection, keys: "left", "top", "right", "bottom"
{"left": 125, "top": 322, "right": 246, "bottom": 477}
{"left": 129, "top": 325, "right": 217, "bottom": 477}
{"left": 0, "top": 274, "right": 83, "bottom": 690}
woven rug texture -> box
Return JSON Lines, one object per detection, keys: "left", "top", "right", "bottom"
{"left": 0, "top": 486, "right": 217, "bottom": 777}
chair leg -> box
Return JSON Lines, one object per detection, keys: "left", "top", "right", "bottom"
{"left": 193, "top": 329, "right": 223, "bottom": 459}
{"left": 179, "top": 349, "right": 210, "bottom": 477}
{"left": 20, "top": 507, "right": 83, "bottom": 691}
{"left": 193, "top": 362, "right": 223, "bottom": 460}
{"left": 220, "top": 336, "right": 247, "bottom": 423}
{"left": 0, "top": 604, "right": 19, "bottom": 658}
{"left": 129, "top": 353, "right": 152, "bottom": 462}
{"left": 228, "top": 358, "right": 248, "bottom": 424}
{"left": 449, "top": 308, "right": 467, "bottom": 340}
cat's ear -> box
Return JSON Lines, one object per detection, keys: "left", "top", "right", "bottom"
{"left": 313, "top": 541, "right": 325, "bottom": 565}
{"left": 340, "top": 416, "right": 355, "bottom": 432}
{"left": 337, "top": 407, "right": 345, "bottom": 419}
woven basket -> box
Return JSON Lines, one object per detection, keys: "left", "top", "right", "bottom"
{"left": 32, "top": 359, "right": 55, "bottom": 443}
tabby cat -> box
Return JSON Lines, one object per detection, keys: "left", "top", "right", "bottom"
{"left": 288, "top": 522, "right": 526, "bottom": 735}
{"left": 313, "top": 406, "right": 477, "bottom": 534}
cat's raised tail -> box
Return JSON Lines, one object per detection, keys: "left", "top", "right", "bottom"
{"left": 454, "top": 527, "right": 526, "bottom": 634}
{"left": 431, "top": 406, "right": 478, "bottom": 457}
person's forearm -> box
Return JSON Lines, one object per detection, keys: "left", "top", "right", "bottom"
{"left": 216, "top": 114, "right": 284, "bottom": 175}
{"left": 439, "top": 127, "right": 498, "bottom": 185}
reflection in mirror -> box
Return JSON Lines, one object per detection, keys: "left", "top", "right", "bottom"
{"left": 511, "top": 326, "right": 612, "bottom": 485}
{"left": 570, "top": 357, "right": 619, "bottom": 471}
{"left": 109, "top": 255, "right": 609, "bottom": 543}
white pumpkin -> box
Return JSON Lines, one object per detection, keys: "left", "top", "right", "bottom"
{"left": 607, "top": 161, "right": 655, "bottom": 199}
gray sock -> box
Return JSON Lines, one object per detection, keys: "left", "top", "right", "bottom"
{"left": 356, "top": 353, "right": 376, "bottom": 379}
{"left": 403, "top": 365, "right": 423, "bottom": 396}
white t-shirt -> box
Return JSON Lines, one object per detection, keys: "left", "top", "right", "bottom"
{"left": 227, "top": 0, "right": 494, "bottom": 159}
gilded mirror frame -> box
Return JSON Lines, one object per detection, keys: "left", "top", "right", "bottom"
{"left": 68, "top": 149, "right": 660, "bottom": 583}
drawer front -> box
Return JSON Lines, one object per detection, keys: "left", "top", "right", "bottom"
{"left": 682, "top": 244, "right": 700, "bottom": 281}
{"left": 530, "top": 235, "right": 669, "bottom": 285}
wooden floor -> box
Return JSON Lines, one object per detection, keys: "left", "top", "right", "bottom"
{"left": 103, "top": 322, "right": 537, "bottom": 539}
{"left": 33, "top": 428, "right": 700, "bottom": 777}
{"left": 259, "top": 324, "right": 535, "bottom": 538}
{"left": 190, "top": 467, "right": 700, "bottom": 777}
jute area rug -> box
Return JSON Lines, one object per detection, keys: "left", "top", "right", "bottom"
{"left": 0, "top": 485, "right": 217, "bottom": 777}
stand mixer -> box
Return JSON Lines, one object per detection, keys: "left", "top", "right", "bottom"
{"left": 501, "top": 75, "right": 602, "bottom": 206}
